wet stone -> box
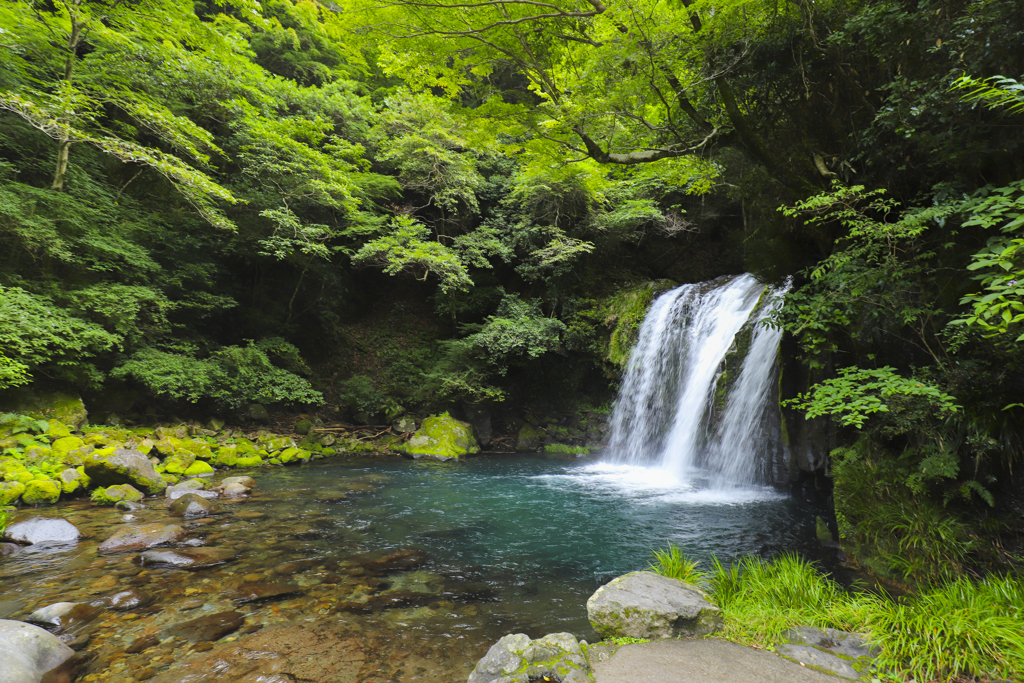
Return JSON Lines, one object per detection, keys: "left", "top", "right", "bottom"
{"left": 125, "top": 633, "right": 159, "bottom": 654}
{"left": 0, "top": 600, "right": 24, "bottom": 619}
{"left": 98, "top": 522, "right": 187, "bottom": 553}
{"left": 136, "top": 547, "right": 237, "bottom": 569}
{"left": 167, "top": 487, "right": 218, "bottom": 502}
{"left": 163, "top": 610, "right": 244, "bottom": 642}
{"left": 27, "top": 602, "right": 79, "bottom": 627}
{"left": 169, "top": 492, "right": 221, "bottom": 518}
{"left": 103, "top": 588, "right": 153, "bottom": 610}
{"left": 0, "top": 542, "right": 20, "bottom": 558}
{"left": 349, "top": 548, "right": 429, "bottom": 574}
{"left": 115, "top": 500, "right": 145, "bottom": 512}
{"left": 177, "top": 598, "right": 206, "bottom": 611}
{"left": 46, "top": 603, "right": 103, "bottom": 648}
{"left": 231, "top": 582, "right": 303, "bottom": 604}
{"left": 2, "top": 515, "right": 81, "bottom": 545}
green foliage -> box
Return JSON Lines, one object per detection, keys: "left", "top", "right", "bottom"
{"left": 0, "top": 413, "right": 50, "bottom": 436}
{"left": 951, "top": 74, "right": 1024, "bottom": 116}
{"left": 953, "top": 179, "right": 1024, "bottom": 341}
{"left": 649, "top": 544, "right": 707, "bottom": 585}
{"left": 831, "top": 443, "right": 983, "bottom": 585}
{"left": 112, "top": 343, "right": 323, "bottom": 408}
{"left": 707, "top": 554, "right": 1024, "bottom": 682}
{"left": 353, "top": 215, "right": 472, "bottom": 293}
{"left": 785, "top": 366, "right": 959, "bottom": 428}
{"left": 604, "top": 636, "right": 649, "bottom": 646}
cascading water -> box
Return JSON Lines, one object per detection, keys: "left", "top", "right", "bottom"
{"left": 607, "top": 274, "right": 789, "bottom": 488}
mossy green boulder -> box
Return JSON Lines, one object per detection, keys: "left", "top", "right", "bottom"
{"left": 91, "top": 484, "right": 144, "bottom": 505}
{"left": 23, "top": 480, "right": 61, "bottom": 505}
{"left": 402, "top": 416, "right": 480, "bottom": 461}
{"left": 59, "top": 468, "right": 89, "bottom": 494}
{"left": 515, "top": 424, "right": 542, "bottom": 451}
{"left": 233, "top": 455, "right": 264, "bottom": 468}
{"left": 51, "top": 436, "right": 84, "bottom": 456}
{"left": 0, "top": 387, "right": 88, "bottom": 428}
{"left": 0, "top": 481, "right": 25, "bottom": 506}
{"left": 163, "top": 450, "right": 196, "bottom": 474}
{"left": 212, "top": 446, "right": 238, "bottom": 467}
{"left": 183, "top": 460, "right": 214, "bottom": 476}
{"left": 82, "top": 447, "right": 165, "bottom": 494}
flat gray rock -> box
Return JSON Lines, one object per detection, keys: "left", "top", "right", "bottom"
{"left": 0, "top": 619, "right": 76, "bottom": 683}
{"left": 593, "top": 639, "right": 837, "bottom": 683}
{"left": 84, "top": 448, "right": 165, "bottom": 494}
{"left": 777, "top": 644, "right": 861, "bottom": 680}
{"left": 2, "top": 516, "right": 80, "bottom": 545}
{"left": 98, "top": 523, "right": 186, "bottom": 553}
{"left": 587, "top": 571, "right": 722, "bottom": 640}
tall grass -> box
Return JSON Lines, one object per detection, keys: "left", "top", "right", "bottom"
{"left": 649, "top": 549, "right": 1024, "bottom": 681}
{"left": 649, "top": 543, "right": 707, "bottom": 585}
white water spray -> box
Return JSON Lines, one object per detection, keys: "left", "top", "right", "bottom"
{"left": 608, "top": 274, "right": 789, "bottom": 488}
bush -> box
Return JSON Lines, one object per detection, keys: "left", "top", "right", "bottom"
{"left": 649, "top": 544, "right": 706, "bottom": 585}
{"left": 112, "top": 343, "right": 323, "bottom": 408}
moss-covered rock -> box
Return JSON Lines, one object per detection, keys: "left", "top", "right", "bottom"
{"left": 82, "top": 447, "right": 165, "bottom": 494}
{"left": 51, "top": 436, "right": 84, "bottom": 456}
{"left": 90, "top": 484, "right": 144, "bottom": 505}
{"left": 0, "top": 481, "right": 25, "bottom": 506}
{"left": 515, "top": 424, "right": 542, "bottom": 452}
{"left": 23, "top": 480, "right": 61, "bottom": 505}
{"left": 598, "top": 280, "right": 679, "bottom": 366}
{"left": 59, "top": 468, "right": 89, "bottom": 495}
{"left": 401, "top": 416, "right": 480, "bottom": 461}
{"left": 21, "top": 445, "right": 54, "bottom": 468}
{"left": 294, "top": 419, "right": 312, "bottom": 435}
{"left": 0, "top": 387, "right": 88, "bottom": 428}
{"left": 44, "top": 421, "right": 72, "bottom": 440}
{"left": 163, "top": 450, "right": 196, "bottom": 474}
{"left": 183, "top": 460, "right": 214, "bottom": 476}
{"left": 233, "top": 455, "right": 264, "bottom": 468}
{"left": 212, "top": 446, "right": 238, "bottom": 467}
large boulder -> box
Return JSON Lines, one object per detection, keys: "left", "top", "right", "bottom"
{"left": 82, "top": 447, "right": 164, "bottom": 494}
{"left": 586, "top": 571, "right": 722, "bottom": 640}
{"left": 515, "top": 424, "right": 542, "bottom": 452}
{"left": 21, "top": 480, "right": 61, "bottom": 505}
{"left": 0, "top": 387, "right": 88, "bottom": 429}
{"left": 467, "top": 632, "right": 592, "bottom": 683}
{"left": 2, "top": 516, "right": 80, "bottom": 545}
{"left": 0, "top": 619, "right": 76, "bottom": 683}
{"left": 401, "top": 416, "right": 480, "bottom": 461}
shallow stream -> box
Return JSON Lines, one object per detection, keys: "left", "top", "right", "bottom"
{"left": 0, "top": 454, "right": 836, "bottom": 682}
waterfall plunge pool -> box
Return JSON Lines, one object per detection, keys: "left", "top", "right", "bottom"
{"left": 0, "top": 454, "right": 838, "bottom": 682}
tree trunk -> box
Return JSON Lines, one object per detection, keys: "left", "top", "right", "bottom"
{"left": 51, "top": 15, "right": 82, "bottom": 192}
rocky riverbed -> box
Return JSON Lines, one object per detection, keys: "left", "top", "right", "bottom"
{"left": 1, "top": 464, "right": 509, "bottom": 682}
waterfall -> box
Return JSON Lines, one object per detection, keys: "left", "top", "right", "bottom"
{"left": 607, "top": 274, "right": 789, "bottom": 488}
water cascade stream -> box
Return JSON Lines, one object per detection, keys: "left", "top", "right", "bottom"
{"left": 608, "top": 274, "right": 790, "bottom": 488}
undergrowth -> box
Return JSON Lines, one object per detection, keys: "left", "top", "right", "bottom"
{"left": 543, "top": 443, "right": 590, "bottom": 455}
{"left": 648, "top": 548, "right": 1024, "bottom": 682}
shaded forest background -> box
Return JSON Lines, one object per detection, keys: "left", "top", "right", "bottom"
{"left": 1, "top": 0, "right": 1023, "bottom": 583}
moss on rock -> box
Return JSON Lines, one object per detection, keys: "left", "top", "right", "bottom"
{"left": 401, "top": 416, "right": 480, "bottom": 461}
{"left": 0, "top": 481, "right": 25, "bottom": 506}
{"left": 23, "top": 479, "right": 61, "bottom": 505}
{"left": 90, "top": 484, "right": 144, "bottom": 505}
{"left": 183, "top": 460, "right": 214, "bottom": 476}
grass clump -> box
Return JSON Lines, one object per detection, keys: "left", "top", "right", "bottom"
{"left": 605, "top": 636, "right": 649, "bottom": 646}
{"left": 649, "top": 543, "right": 707, "bottom": 585}
{"left": 700, "top": 551, "right": 1023, "bottom": 682}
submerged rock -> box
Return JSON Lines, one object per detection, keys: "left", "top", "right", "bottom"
{"left": 2, "top": 516, "right": 80, "bottom": 545}
{"left": 0, "top": 619, "right": 77, "bottom": 683}
{"left": 136, "top": 547, "right": 237, "bottom": 569}
{"left": 401, "top": 416, "right": 480, "bottom": 461}
{"left": 169, "top": 492, "right": 221, "bottom": 517}
{"left": 26, "top": 602, "right": 79, "bottom": 627}
{"left": 97, "top": 522, "right": 186, "bottom": 553}
{"left": 347, "top": 548, "right": 429, "bottom": 574}
{"left": 83, "top": 448, "right": 165, "bottom": 494}
{"left": 586, "top": 571, "right": 722, "bottom": 640}
{"left": 102, "top": 588, "right": 153, "bottom": 611}
{"left": 468, "top": 632, "right": 591, "bottom": 683}
{"left": 231, "top": 582, "right": 302, "bottom": 604}
{"left": 163, "top": 610, "right": 244, "bottom": 642}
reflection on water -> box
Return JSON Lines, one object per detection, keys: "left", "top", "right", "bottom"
{"left": 0, "top": 455, "right": 836, "bottom": 681}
